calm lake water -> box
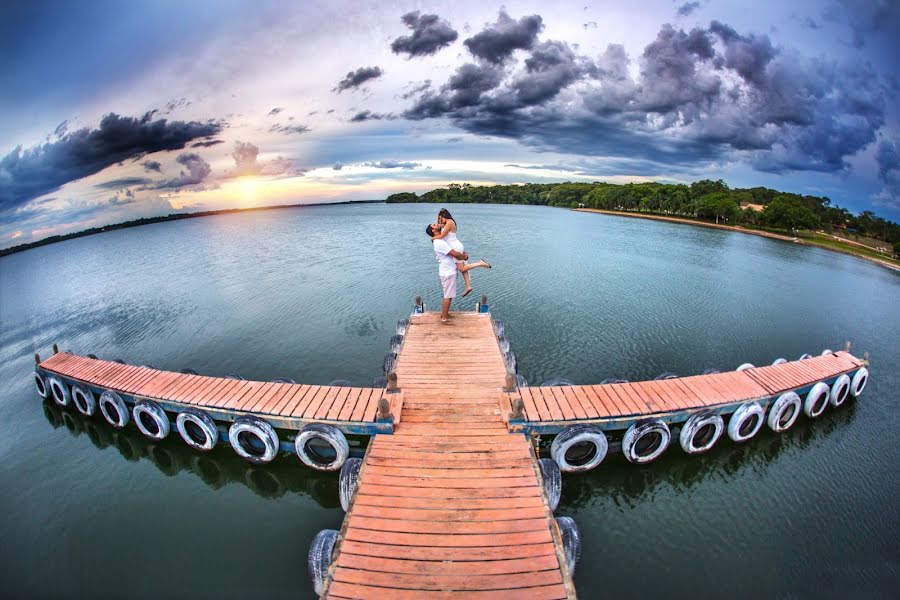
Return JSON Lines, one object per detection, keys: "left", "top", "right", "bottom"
{"left": 1, "top": 203, "right": 898, "bottom": 599}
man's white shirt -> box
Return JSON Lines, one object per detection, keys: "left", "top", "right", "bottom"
{"left": 432, "top": 238, "right": 458, "bottom": 277}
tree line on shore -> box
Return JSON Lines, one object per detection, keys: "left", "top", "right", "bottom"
{"left": 386, "top": 180, "right": 900, "bottom": 252}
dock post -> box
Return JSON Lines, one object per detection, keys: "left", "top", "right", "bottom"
{"left": 375, "top": 397, "right": 393, "bottom": 422}
{"left": 34, "top": 353, "right": 41, "bottom": 365}
{"left": 414, "top": 296, "right": 425, "bottom": 314}
{"left": 509, "top": 398, "right": 525, "bottom": 421}
{"left": 52, "top": 343, "right": 59, "bottom": 354}
{"left": 386, "top": 372, "right": 399, "bottom": 393}
{"left": 504, "top": 373, "right": 517, "bottom": 392}
{"left": 844, "top": 340, "right": 851, "bottom": 352}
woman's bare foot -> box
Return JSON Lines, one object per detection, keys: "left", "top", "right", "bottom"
{"left": 463, "top": 287, "right": 474, "bottom": 297}
{"left": 482, "top": 259, "right": 492, "bottom": 269}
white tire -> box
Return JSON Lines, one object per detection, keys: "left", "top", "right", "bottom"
{"left": 538, "top": 458, "right": 562, "bottom": 512}
{"left": 550, "top": 425, "right": 608, "bottom": 473}
{"left": 339, "top": 458, "right": 363, "bottom": 511}
{"left": 99, "top": 391, "right": 129, "bottom": 428}
{"left": 48, "top": 377, "right": 70, "bottom": 406}
{"left": 295, "top": 424, "right": 349, "bottom": 472}
{"left": 556, "top": 517, "right": 581, "bottom": 577}
{"left": 804, "top": 382, "right": 830, "bottom": 418}
{"left": 771, "top": 358, "right": 787, "bottom": 365}
{"left": 679, "top": 411, "right": 724, "bottom": 454}
{"left": 34, "top": 372, "right": 49, "bottom": 399}
{"left": 622, "top": 420, "right": 670, "bottom": 464}
{"left": 229, "top": 416, "right": 279, "bottom": 464}
{"left": 72, "top": 385, "right": 97, "bottom": 417}
{"left": 830, "top": 374, "right": 851, "bottom": 407}
{"left": 177, "top": 409, "right": 219, "bottom": 451}
{"left": 728, "top": 402, "right": 764, "bottom": 442}
{"left": 767, "top": 392, "right": 801, "bottom": 432}
{"left": 821, "top": 349, "right": 833, "bottom": 356}
{"left": 133, "top": 400, "right": 170, "bottom": 440}
{"left": 736, "top": 363, "right": 754, "bottom": 372}
{"left": 851, "top": 368, "right": 868, "bottom": 397}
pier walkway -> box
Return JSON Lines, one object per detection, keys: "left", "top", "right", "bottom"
{"left": 324, "top": 312, "right": 574, "bottom": 599}
{"left": 506, "top": 351, "right": 865, "bottom": 434}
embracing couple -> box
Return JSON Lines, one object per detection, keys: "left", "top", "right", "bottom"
{"left": 426, "top": 208, "right": 492, "bottom": 324}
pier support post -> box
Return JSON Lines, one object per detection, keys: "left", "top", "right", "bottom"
{"left": 386, "top": 372, "right": 399, "bottom": 393}
{"left": 844, "top": 340, "right": 852, "bottom": 352}
{"left": 376, "top": 397, "right": 394, "bottom": 423}
{"left": 34, "top": 353, "right": 41, "bottom": 365}
{"left": 509, "top": 398, "right": 525, "bottom": 421}
{"left": 504, "top": 373, "right": 517, "bottom": 392}
{"left": 52, "top": 343, "right": 59, "bottom": 354}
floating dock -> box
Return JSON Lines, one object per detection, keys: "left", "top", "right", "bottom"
{"left": 33, "top": 305, "right": 870, "bottom": 598}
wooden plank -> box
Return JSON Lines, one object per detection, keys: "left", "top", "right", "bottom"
{"left": 336, "top": 387, "right": 363, "bottom": 421}
{"left": 342, "top": 529, "right": 553, "bottom": 547}
{"left": 335, "top": 553, "right": 559, "bottom": 575}
{"left": 331, "top": 566, "right": 562, "bottom": 591}
{"left": 350, "top": 505, "right": 549, "bottom": 522}
{"left": 346, "top": 516, "right": 550, "bottom": 535}
{"left": 350, "top": 388, "right": 375, "bottom": 422}
{"left": 352, "top": 495, "right": 546, "bottom": 510}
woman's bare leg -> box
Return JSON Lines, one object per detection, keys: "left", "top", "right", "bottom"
{"left": 461, "top": 268, "right": 473, "bottom": 293}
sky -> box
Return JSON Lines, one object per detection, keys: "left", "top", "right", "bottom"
{"left": 1, "top": 0, "right": 898, "bottom": 248}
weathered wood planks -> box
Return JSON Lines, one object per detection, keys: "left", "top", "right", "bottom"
{"left": 37, "top": 351, "right": 385, "bottom": 426}
{"left": 324, "top": 312, "right": 574, "bottom": 599}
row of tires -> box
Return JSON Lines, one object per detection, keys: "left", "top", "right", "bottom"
{"left": 34, "top": 372, "right": 354, "bottom": 471}
{"left": 549, "top": 367, "right": 869, "bottom": 472}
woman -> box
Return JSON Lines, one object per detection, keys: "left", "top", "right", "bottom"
{"left": 431, "top": 208, "right": 491, "bottom": 297}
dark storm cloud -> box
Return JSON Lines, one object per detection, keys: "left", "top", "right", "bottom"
{"left": 708, "top": 21, "right": 776, "bottom": 85}
{"left": 363, "top": 160, "right": 421, "bottom": 169}
{"left": 93, "top": 177, "right": 152, "bottom": 189}
{"left": 873, "top": 137, "right": 900, "bottom": 208}
{"left": 463, "top": 10, "right": 543, "bottom": 64}
{"left": 823, "top": 0, "right": 899, "bottom": 48}
{"left": 334, "top": 66, "right": 384, "bottom": 93}
{"left": 191, "top": 139, "right": 224, "bottom": 148}
{"left": 333, "top": 163, "right": 344, "bottom": 170}
{"left": 677, "top": 2, "right": 701, "bottom": 17}
{"left": 268, "top": 107, "right": 283, "bottom": 116}
{"left": 269, "top": 123, "right": 311, "bottom": 135}
{"left": 150, "top": 152, "right": 211, "bottom": 189}
{"left": 0, "top": 112, "right": 222, "bottom": 210}
{"left": 391, "top": 11, "right": 458, "bottom": 57}
{"left": 54, "top": 120, "right": 69, "bottom": 138}
{"left": 400, "top": 80, "right": 432, "bottom": 100}
{"left": 401, "top": 20, "right": 887, "bottom": 176}
{"left": 141, "top": 160, "right": 162, "bottom": 172}
{"left": 349, "top": 110, "right": 393, "bottom": 122}
{"left": 513, "top": 40, "right": 587, "bottom": 106}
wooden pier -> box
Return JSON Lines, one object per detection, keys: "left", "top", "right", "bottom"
{"left": 324, "top": 312, "right": 574, "bottom": 599}
{"left": 33, "top": 306, "right": 870, "bottom": 598}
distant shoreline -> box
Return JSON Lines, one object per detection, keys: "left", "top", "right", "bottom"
{"left": 0, "top": 199, "right": 383, "bottom": 257}
{"left": 577, "top": 208, "right": 900, "bottom": 273}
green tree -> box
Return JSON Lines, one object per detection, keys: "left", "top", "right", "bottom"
{"left": 761, "top": 196, "right": 820, "bottom": 231}
{"left": 695, "top": 192, "right": 739, "bottom": 224}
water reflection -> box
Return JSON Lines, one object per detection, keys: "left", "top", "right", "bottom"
{"left": 41, "top": 401, "right": 340, "bottom": 507}
{"left": 559, "top": 402, "right": 857, "bottom": 510}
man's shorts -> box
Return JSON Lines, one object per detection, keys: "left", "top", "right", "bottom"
{"left": 440, "top": 273, "right": 457, "bottom": 299}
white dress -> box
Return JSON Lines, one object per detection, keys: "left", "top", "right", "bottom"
{"left": 444, "top": 230, "right": 465, "bottom": 263}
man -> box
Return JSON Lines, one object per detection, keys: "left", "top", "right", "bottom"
{"left": 426, "top": 222, "right": 468, "bottom": 323}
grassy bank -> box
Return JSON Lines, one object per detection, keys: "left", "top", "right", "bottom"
{"left": 577, "top": 208, "right": 900, "bottom": 273}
